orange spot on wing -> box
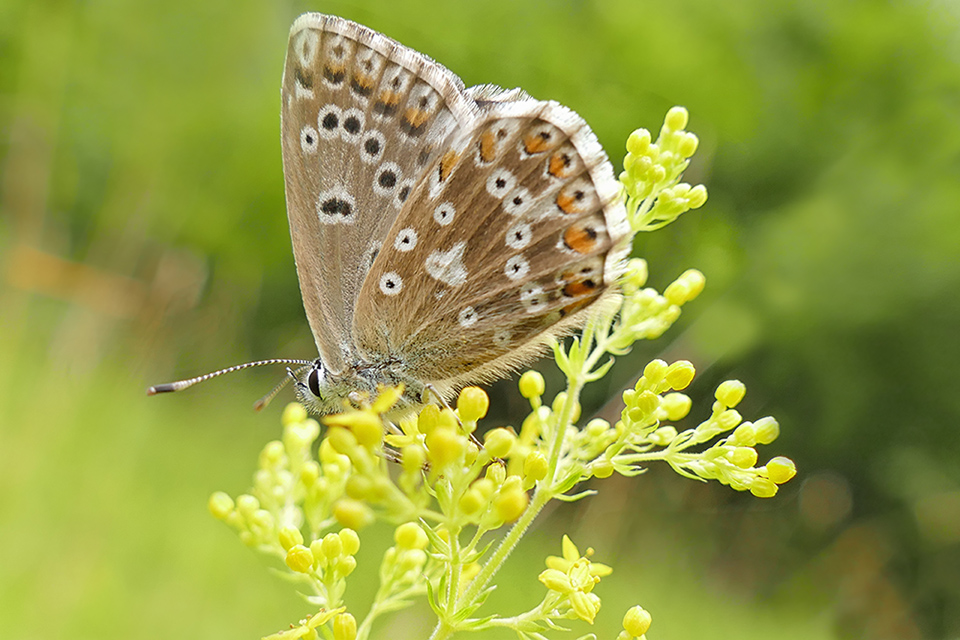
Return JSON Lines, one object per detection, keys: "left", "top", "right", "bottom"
{"left": 562, "top": 296, "right": 595, "bottom": 316}
{"left": 378, "top": 90, "right": 401, "bottom": 106}
{"left": 548, "top": 152, "right": 573, "bottom": 178}
{"left": 351, "top": 73, "right": 375, "bottom": 94}
{"left": 524, "top": 132, "right": 553, "bottom": 154}
{"left": 404, "top": 107, "right": 431, "bottom": 128}
{"left": 563, "top": 279, "right": 599, "bottom": 297}
{"left": 478, "top": 130, "right": 497, "bottom": 163}
{"left": 563, "top": 225, "right": 599, "bottom": 254}
{"left": 439, "top": 150, "right": 459, "bottom": 181}
{"left": 323, "top": 63, "right": 346, "bottom": 83}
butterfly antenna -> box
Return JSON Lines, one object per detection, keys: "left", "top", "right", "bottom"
{"left": 253, "top": 364, "right": 311, "bottom": 412}
{"left": 147, "top": 359, "right": 314, "bottom": 396}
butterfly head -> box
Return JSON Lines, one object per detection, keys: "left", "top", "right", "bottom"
{"left": 293, "top": 358, "right": 336, "bottom": 414}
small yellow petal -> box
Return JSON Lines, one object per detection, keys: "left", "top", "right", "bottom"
{"left": 538, "top": 568, "right": 572, "bottom": 593}
{"left": 561, "top": 534, "right": 580, "bottom": 562}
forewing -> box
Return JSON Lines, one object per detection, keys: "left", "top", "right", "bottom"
{"left": 353, "top": 99, "right": 630, "bottom": 384}
{"left": 280, "top": 13, "right": 479, "bottom": 371}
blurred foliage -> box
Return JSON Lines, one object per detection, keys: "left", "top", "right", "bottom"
{"left": 2, "top": 0, "right": 960, "bottom": 639}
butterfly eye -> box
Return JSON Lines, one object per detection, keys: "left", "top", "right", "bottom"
{"left": 307, "top": 365, "right": 324, "bottom": 398}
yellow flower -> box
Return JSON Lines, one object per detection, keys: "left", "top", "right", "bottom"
{"left": 538, "top": 536, "right": 613, "bottom": 624}
{"left": 545, "top": 535, "right": 613, "bottom": 578}
{"left": 263, "top": 608, "right": 344, "bottom": 640}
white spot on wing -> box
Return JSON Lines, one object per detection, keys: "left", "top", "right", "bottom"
{"left": 379, "top": 272, "right": 403, "bottom": 295}
{"left": 426, "top": 241, "right": 468, "bottom": 287}
{"left": 300, "top": 126, "right": 318, "bottom": 154}
{"left": 373, "top": 162, "right": 402, "bottom": 197}
{"left": 394, "top": 228, "right": 417, "bottom": 252}
{"left": 505, "top": 255, "right": 529, "bottom": 281}
{"left": 360, "top": 130, "right": 385, "bottom": 164}
{"left": 316, "top": 186, "right": 356, "bottom": 225}
{"left": 502, "top": 186, "right": 532, "bottom": 216}
{"left": 458, "top": 306, "right": 478, "bottom": 327}
{"left": 486, "top": 168, "right": 516, "bottom": 199}
{"left": 394, "top": 179, "right": 414, "bottom": 209}
{"left": 294, "top": 30, "right": 319, "bottom": 66}
{"left": 340, "top": 107, "right": 365, "bottom": 143}
{"left": 520, "top": 283, "right": 548, "bottom": 313}
{"left": 506, "top": 222, "right": 532, "bottom": 249}
{"left": 317, "top": 104, "right": 342, "bottom": 139}
{"left": 434, "top": 202, "right": 456, "bottom": 226}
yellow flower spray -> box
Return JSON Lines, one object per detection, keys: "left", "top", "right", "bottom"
{"left": 209, "top": 107, "right": 795, "bottom": 640}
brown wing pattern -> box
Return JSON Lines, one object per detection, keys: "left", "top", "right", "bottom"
{"left": 280, "top": 14, "right": 480, "bottom": 372}
{"left": 353, "top": 99, "right": 630, "bottom": 385}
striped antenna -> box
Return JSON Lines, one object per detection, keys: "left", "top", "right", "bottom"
{"left": 147, "top": 359, "right": 314, "bottom": 396}
{"left": 253, "top": 364, "right": 311, "bottom": 412}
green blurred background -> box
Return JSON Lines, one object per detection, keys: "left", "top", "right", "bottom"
{"left": 2, "top": 0, "right": 959, "bottom": 638}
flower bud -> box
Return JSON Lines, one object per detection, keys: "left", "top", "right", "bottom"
{"left": 626, "top": 128, "right": 651, "bottom": 155}
{"left": 523, "top": 452, "right": 549, "bottom": 482}
{"left": 716, "top": 409, "right": 742, "bottom": 431}
{"left": 664, "top": 106, "right": 688, "bottom": 132}
{"left": 285, "top": 545, "right": 314, "bottom": 573}
{"left": 593, "top": 458, "right": 615, "bottom": 478}
{"left": 235, "top": 494, "right": 259, "bottom": 517}
{"left": 281, "top": 402, "right": 308, "bottom": 426}
{"left": 459, "top": 488, "right": 486, "bottom": 515}
{"left": 395, "top": 522, "right": 428, "bottom": 550}
{"left": 494, "top": 485, "right": 529, "bottom": 522}
{"left": 661, "top": 393, "right": 691, "bottom": 421}
{"left": 750, "top": 477, "right": 778, "bottom": 498}
{"left": 730, "top": 422, "right": 756, "bottom": 446}
{"left": 649, "top": 426, "right": 677, "bottom": 446}
{"left": 754, "top": 417, "right": 780, "bottom": 445}
{"left": 679, "top": 132, "right": 699, "bottom": 158}
{"left": 326, "top": 426, "right": 358, "bottom": 455}
{"left": 339, "top": 528, "right": 361, "bottom": 555}
{"left": 641, "top": 359, "right": 668, "bottom": 386}
{"left": 426, "top": 426, "right": 465, "bottom": 468}
{"left": 208, "top": 492, "right": 234, "bottom": 520}
{"left": 715, "top": 380, "right": 746, "bottom": 408}
{"left": 336, "top": 555, "right": 357, "bottom": 577}
{"left": 401, "top": 443, "right": 427, "bottom": 474}
{"left": 519, "top": 370, "right": 546, "bottom": 398}
{"left": 766, "top": 456, "right": 797, "bottom": 484}
{"left": 259, "top": 440, "right": 285, "bottom": 468}
{"left": 417, "top": 404, "right": 441, "bottom": 434}
{"left": 538, "top": 568, "right": 570, "bottom": 592}
{"left": 486, "top": 462, "right": 506, "bottom": 485}
{"left": 623, "top": 605, "right": 653, "bottom": 636}
{"left": 333, "top": 498, "right": 375, "bottom": 530}
{"left": 483, "top": 427, "right": 516, "bottom": 458}
{"left": 321, "top": 531, "right": 343, "bottom": 559}
{"left": 665, "top": 360, "right": 695, "bottom": 390}
{"left": 333, "top": 613, "right": 357, "bottom": 640}
{"left": 278, "top": 526, "right": 304, "bottom": 551}
{"left": 457, "top": 386, "right": 490, "bottom": 423}
{"left": 731, "top": 446, "right": 758, "bottom": 469}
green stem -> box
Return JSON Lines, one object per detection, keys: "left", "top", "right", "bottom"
{"left": 547, "top": 373, "right": 586, "bottom": 483}
{"left": 455, "top": 487, "right": 552, "bottom": 620}
{"left": 445, "top": 527, "right": 462, "bottom": 616}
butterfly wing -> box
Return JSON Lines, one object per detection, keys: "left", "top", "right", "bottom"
{"left": 280, "top": 14, "right": 480, "bottom": 372}
{"left": 352, "top": 98, "right": 630, "bottom": 390}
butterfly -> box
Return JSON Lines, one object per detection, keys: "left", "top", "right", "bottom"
{"left": 149, "top": 13, "right": 630, "bottom": 416}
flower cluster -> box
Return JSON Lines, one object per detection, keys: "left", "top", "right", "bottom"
{"left": 207, "top": 107, "right": 795, "bottom": 640}
{"left": 621, "top": 106, "right": 707, "bottom": 231}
